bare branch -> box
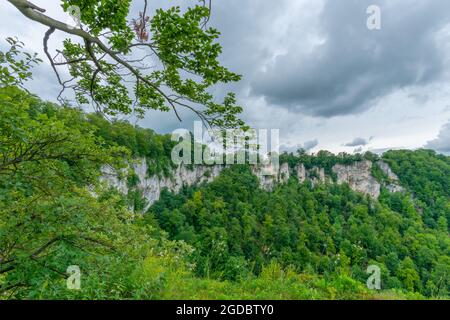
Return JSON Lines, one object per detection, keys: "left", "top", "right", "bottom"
{"left": 43, "top": 26, "right": 62, "bottom": 85}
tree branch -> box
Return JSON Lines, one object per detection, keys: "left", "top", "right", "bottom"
{"left": 7, "top": 0, "right": 243, "bottom": 128}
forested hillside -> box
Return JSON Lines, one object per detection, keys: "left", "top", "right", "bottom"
{"left": 1, "top": 87, "right": 449, "bottom": 299}
{"left": 148, "top": 163, "right": 449, "bottom": 297}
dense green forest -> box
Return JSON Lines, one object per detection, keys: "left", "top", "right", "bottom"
{"left": 1, "top": 86, "right": 448, "bottom": 299}
{"left": 148, "top": 164, "right": 449, "bottom": 297}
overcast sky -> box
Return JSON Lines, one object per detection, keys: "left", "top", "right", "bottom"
{"left": 2, "top": 0, "right": 450, "bottom": 154}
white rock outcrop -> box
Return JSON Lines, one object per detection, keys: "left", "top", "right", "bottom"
{"left": 101, "top": 165, "right": 128, "bottom": 194}
{"left": 279, "top": 162, "right": 290, "bottom": 184}
{"left": 378, "top": 161, "right": 399, "bottom": 180}
{"left": 332, "top": 161, "right": 381, "bottom": 198}
{"left": 309, "top": 166, "right": 326, "bottom": 185}
{"left": 101, "top": 160, "right": 225, "bottom": 211}
{"left": 377, "top": 161, "right": 405, "bottom": 193}
{"left": 296, "top": 163, "right": 306, "bottom": 183}
{"left": 251, "top": 163, "right": 277, "bottom": 191}
{"left": 101, "top": 158, "right": 404, "bottom": 212}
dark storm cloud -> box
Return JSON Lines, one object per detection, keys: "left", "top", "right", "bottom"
{"left": 425, "top": 120, "right": 450, "bottom": 153}
{"left": 209, "top": 0, "right": 290, "bottom": 86}
{"left": 250, "top": 0, "right": 450, "bottom": 117}
{"left": 344, "top": 137, "right": 368, "bottom": 147}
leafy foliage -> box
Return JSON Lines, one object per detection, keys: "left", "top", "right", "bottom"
{"left": 1, "top": 85, "right": 448, "bottom": 299}
{"left": 280, "top": 149, "right": 378, "bottom": 177}
{"left": 0, "top": 42, "right": 448, "bottom": 298}
{"left": 8, "top": 0, "right": 245, "bottom": 127}
{"left": 0, "top": 37, "right": 41, "bottom": 88}
{"left": 382, "top": 149, "right": 450, "bottom": 228}
{"left": 148, "top": 163, "right": 450, "bottom": 297}
{"left": 86, "top": 114, "right": 176, "bottom": 177}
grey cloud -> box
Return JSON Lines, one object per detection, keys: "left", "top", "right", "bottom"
{"left": 281, "top": 139, "right": 319, "bottom": 153}
{"left": 344, "top": 137, "right": 368, "bottom": 147}
{"left": 425, "top": 120, "right": 450, "bottom": 153}
{"left": 250, "top": 0, "right": 450, "bottom": 117}
{"left": 280, "top": 145, "right": 299, "bottom": 154}
{"left": 303, "top": 139, "right": 319, "bottom": 151}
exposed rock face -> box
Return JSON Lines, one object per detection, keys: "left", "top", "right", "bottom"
{"left": 145, "top": 163, "right": 225, "bottom": 205}
{"left": 332, "top": 161, "right": 381, "bottom": 198}
{"left": 251, "top": 162, "right": 290, "bottom": 191}
{"left": 279, "top": 163, "right": 290, "bottom": 184}
{"left": 378, "top": 161, "right": 399, "bottom": 180}
{"left": 377, "top": 161, "right": 405, "bottom": 193}
{"left": 101, "top": 165, "right": 128, "bottom": 194}
{"left": 101, "top": 158, "right": 404, "bottom": 212}
{"left": 102, "top": 160, "right": 290, "bottom": 211}
{"left": 101, "top": 160, "right": 225, "bottom": 212}
{"left": 296, "top": 163, "right": 306, "bottom": 183}
{"left": 386, "top": 184, "right": 404, "bottom": 193}
{"left": 309, "top": 166, "right": 326, "bottom": 185}
{"left": 251, "top": 165, "right": 276, "bottom": 191}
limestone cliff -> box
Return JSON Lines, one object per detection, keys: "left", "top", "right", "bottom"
{"left": 101, "top": 158, "right": 405, "bottom": 212}
{"left": 101, "top": 160, "right": 225, "bottom": 212}
{"left": 332, "top": 161, "right": 380, "bottom": 198}
{"left": 377, "top": 161, "right": 405, "bottom": 193}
